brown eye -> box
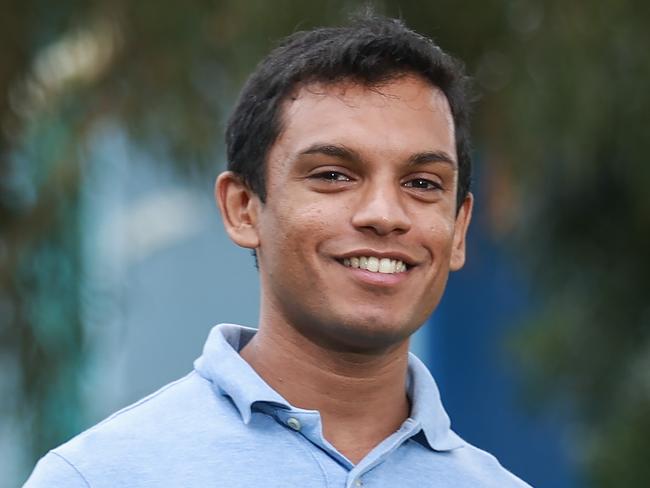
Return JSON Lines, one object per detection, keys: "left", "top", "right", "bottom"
{"left": 311, "top": 171, "right": 351, "bottom": 182}
{"left": 404, "top": 178, "right": 441, "bottom": 190}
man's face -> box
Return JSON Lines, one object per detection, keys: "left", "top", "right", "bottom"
{"left": 253, "top": 75, "right": 472, "bottom": 352}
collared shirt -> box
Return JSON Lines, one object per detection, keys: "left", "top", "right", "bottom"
{"left": 25, "top": 324, "right": 531, "bottom": 487}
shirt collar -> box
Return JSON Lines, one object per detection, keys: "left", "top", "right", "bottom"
{"left": 194, "top": 323, "right": 291, "bottom": 423}
{"left": 194, "top": 323, "right": 464, "bottom": 451}
{"left": 407, "top": 352, "right": 465, "bottom": 451}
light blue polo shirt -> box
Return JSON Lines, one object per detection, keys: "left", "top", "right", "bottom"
{"left": 25, "top": 323, "right": 531, "bottom": 487}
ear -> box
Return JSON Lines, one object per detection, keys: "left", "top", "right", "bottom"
{"left": 215, "top": 171, "right": 261, "bottom": 249}
{"left": 449, "top": 192, "right": 473, "bottom": 271}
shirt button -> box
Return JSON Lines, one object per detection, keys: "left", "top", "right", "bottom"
{"left": 286, "top": 417, "right": 301, "bottom": 431}
{"left": 354, "top": 479, "right": 363, "bottom": 487}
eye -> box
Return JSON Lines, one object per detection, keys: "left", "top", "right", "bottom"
{"left": 310, "top": 171, "right": 351, "bottom": 182}
{"left": 403, "top": 178, "right": 442, "bottom": 191}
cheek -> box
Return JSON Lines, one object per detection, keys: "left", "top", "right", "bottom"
{"left": 262, "top": 201, "right": 332, "bottom": 260}
{"left": 425, "top": 218, "right": 457, "bottom": 256}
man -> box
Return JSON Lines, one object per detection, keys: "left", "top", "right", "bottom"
{"left": 26, "top": 14, "right": 531, "bottom": 487}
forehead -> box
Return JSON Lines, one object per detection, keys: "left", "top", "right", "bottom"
{"left": 286, "top": 75, "right": 451, "bottom": 111}
{"left": 272, "top": 75, "right": 456, "bottom": 163}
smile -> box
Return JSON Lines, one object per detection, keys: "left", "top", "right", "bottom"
{"left": 341, "top": 256, "right": 408, "bottom": 274}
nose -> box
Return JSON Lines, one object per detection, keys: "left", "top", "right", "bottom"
{"left": 351, "top": 180, "right": 411, "bottom": 236}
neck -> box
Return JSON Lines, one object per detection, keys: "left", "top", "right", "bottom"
{"left": 240, "top": 315, "right": 411, "bottom": 464}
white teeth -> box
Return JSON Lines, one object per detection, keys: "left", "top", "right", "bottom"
{"left": 378, "top": 258, "right": 394, "bottom": 274}
{"left": 341, "top": 256, "right": 408, "bottom": 274}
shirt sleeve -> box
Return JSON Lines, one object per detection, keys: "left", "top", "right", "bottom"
{"left": 23, "top": 451, "right": 90, "bottom": 488}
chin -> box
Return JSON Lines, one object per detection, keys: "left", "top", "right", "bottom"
{"left": 311, "top": 312, "right": 421, "bottom": 354}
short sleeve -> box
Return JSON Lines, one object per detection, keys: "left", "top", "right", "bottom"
{"left": 23, "top": 451, "right": 89, "bottom": 488}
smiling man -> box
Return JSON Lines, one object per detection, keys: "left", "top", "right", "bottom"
{"left": 25, "top": 14, "right": 531, "bottom": 488}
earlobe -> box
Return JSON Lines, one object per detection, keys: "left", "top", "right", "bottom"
{"left": 450, "top": 193, "right": 473, "bottom": 271}
{"left": 215, "top": 171, "right": 261, "bottom": 249}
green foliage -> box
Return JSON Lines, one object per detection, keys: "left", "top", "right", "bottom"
{"left": 500, "top": 2, "right": 650, "bottom": 486}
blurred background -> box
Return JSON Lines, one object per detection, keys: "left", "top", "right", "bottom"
{"left": 1, "top": 1, "right": 649, "bottom": 486}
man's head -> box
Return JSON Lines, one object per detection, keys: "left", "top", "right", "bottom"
{"left": 217, "top": 14, "right": 473, "bottom": 353}
{"left": 225, "top": 14, "right": 472, "bottom": 211}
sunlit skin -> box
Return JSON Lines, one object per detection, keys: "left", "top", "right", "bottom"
{"left": 216, "top": 75, "right": 472, "bottom": 463}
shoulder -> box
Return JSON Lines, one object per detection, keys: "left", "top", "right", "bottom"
{"left": 24, "top": 371, "right": 246, "bottom": 487}
{"left": 445, "top": 437, "right": 532, "bottom": 487}
{"left": 24, "top": 451, "right": 90, "bottom": 487}
{"left": 63, "top": 370, "right": 226, "bottom": 447}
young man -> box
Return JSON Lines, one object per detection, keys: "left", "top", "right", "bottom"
{"left": 26, "top": 14, "right": 531, "bottom": 487}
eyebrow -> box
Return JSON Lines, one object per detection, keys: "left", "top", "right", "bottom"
{"left": 300, "top": 143, "right": 361, "bottom": 162}
{"left": 298, "top": 143, "right": 457, "bottom": 168}
{"left": 407, "top": 150, "right": 457, "bottom": 168}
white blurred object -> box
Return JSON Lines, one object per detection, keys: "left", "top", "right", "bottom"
{"left": 104, "top": 189, "right": 208, "bottom": 265}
